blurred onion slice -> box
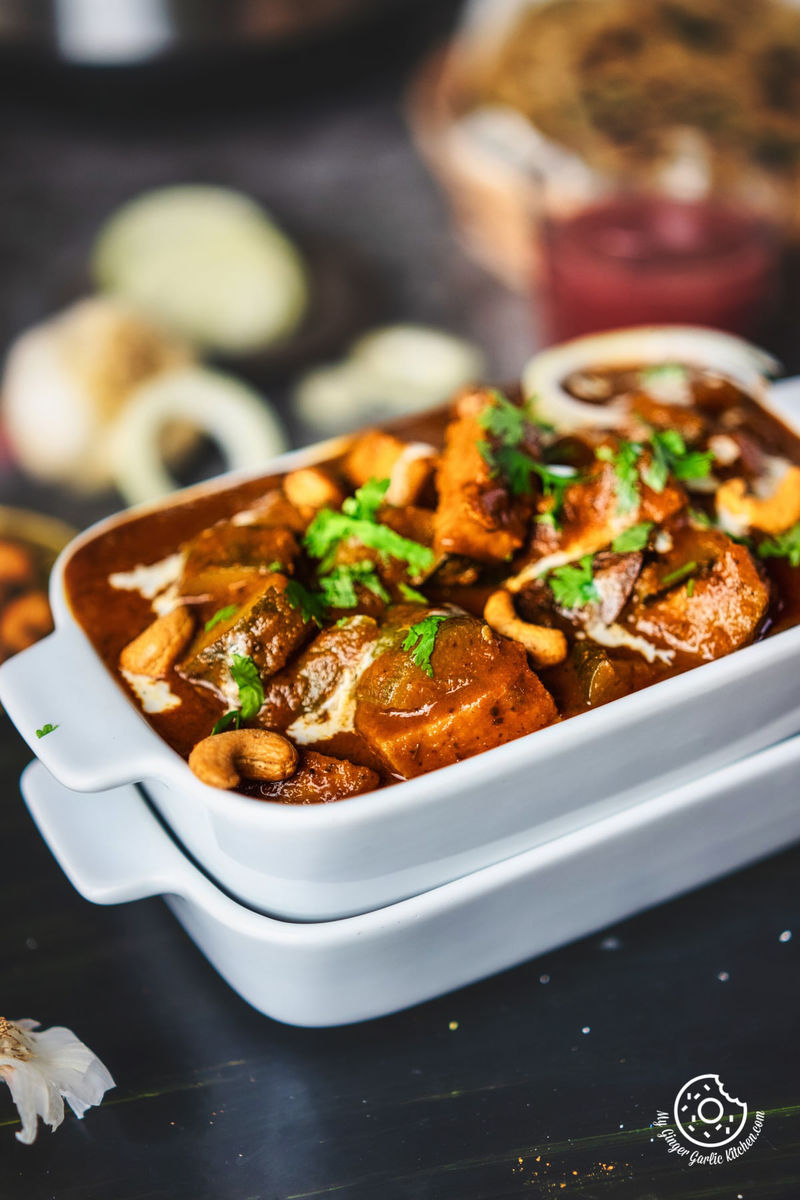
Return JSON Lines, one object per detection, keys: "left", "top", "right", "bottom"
{"left": 93, "top": 185, "right": 308, "bottom": 354}
{"left": 109, "top": 366, "right": 288, "bottom": 507}
{"left": 295, "top": 324, "right": 485, "bottom": 434}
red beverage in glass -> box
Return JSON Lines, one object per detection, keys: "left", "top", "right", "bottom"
{"left": 541, "top": 194, "right": 779, "bottom": 343}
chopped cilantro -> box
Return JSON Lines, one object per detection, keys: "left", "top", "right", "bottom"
{"left": 674, "top": 450, "right": 716, "bottom": 480}
{"left": 211, "top": 710, "right": 242, "bottom": 735}
{"left": 477, "top": 389, "right": 528, "bottom": 446}
{"left": 688, "top": 506, "right": 715, "bottom": 529}
{"left": 548, "top": 555, "right": 600, "bottom": 610}
{"left": 35, "top": 723, "right": 58, "bottom": 739}
{"left": 304, "top": 500, "right": 434, "bottom": 577}
{"left": 285, "top": 579, "right": 327, "bottom": 626}
{"left": 204, "top": 604, "right": 238, "bottom": 632}
{"left": 640, "top": 363, "right": 688, "bottom": 386}
{"left": 267, "top": 560, "right": 284, "bottom": 572}
{"left": 401, "top": 613, "right": 449, "bottom": 677}
{"left": 530, "top": 461, "right": 580, "bottom": 505}
{"left": 611, "top": 522, "right": 653, "bottom": 552}
{"left": 318, "top": 562, "right": 389, "bottom": 608}
{"left": 476, "top": 389, "right": 578, "bottom": 510}
{"left": 597, "top": 440, "right": 643, "bottom": 513}
{"left": 485, "top": 444, "right": 536, "bottom": 496}
{"left": 661, "top": 560, "right": 698, "bottom": 588}
{"left": 342, "top": 477, "right": 390, "bottom": 521}
{"left": 758, "top": 522, "right": 800, "bottom": 568}
{"left": 642, "top": 429, "right": 714, "bottom": 493}
{"left": 399, "top": 582, "right": 428, "bottom": 604}
{"left": 686, "top": 578, "right": 695, "bottom": 598}
{"left": 493, "top": 447, "right": 579, "bottom": 509}
{"left": 230, "top": 653, "right": 265, "bottom": 720}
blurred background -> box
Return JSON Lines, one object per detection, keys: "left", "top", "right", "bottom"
{"left": 2, "top": 0, "right": 800, "bottom": 662}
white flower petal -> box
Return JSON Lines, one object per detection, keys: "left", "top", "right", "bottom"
{"left": 0, "top": 1018, "right": 114, "bottom": 1144}
{"left": 4, "top": 1062, "right": 63, "bottom": 1145}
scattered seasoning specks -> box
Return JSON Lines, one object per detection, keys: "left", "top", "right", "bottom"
{"left": 539, "top": 974, "right": 550, "bottom": 984}
{"left": 600, "top": 936, "right": 621, "bottom": 950}
{"left": 448, "top": 1020, "right": 459, "bottom": 1031}
{"left": 779, "top": 929, "right": 792, "bottom": 943}
{"left": 717, "top": 970, "right": 730, "bottom": 981}
{"left": 581, "top": 1026, "right": 591, "bottom": 1034}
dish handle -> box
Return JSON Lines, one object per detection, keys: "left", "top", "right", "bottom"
{"left": 20, "top": 761, "right": 195, "bottom": 906}
{"left": 0, "top": 626, "right": 166, "bottom": 792}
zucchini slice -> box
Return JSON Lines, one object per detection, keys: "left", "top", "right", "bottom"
{"left": 93, "top": 186, "right": 308, "bottom": 354}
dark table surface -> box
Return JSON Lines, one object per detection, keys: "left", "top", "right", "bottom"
{"left": 0, "top": 9, "right": 798, "bottom": 1199}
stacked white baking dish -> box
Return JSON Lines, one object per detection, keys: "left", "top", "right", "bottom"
{"left": 3, "top": 380, "right": 800, "bottom": 1025}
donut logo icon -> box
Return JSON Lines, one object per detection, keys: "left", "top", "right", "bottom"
{"left": 673, "top": 1074, "right": 748, "bottom": 1148}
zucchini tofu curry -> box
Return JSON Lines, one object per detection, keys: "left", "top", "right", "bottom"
{"left": 65, "top": 328, "right": 800, "bottom": 803}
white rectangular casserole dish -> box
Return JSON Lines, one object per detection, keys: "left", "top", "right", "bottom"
{"left": 19, "top": 731, "right": 800, "bottom": 1026}
{"left": 2, "top": 380, "right": 800, "bottom": 922}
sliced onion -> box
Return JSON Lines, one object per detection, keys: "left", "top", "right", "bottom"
{"left": 295, "top": 325, "right": 485, "bottom": 435}
{"left": 93, "top": 186, "right": 308, "bottom": 354}
{"left": 350, "top": 325, "right": 485, "bottom": 400}
{"left": 522, "top": 327, "right": 779, "bottom": 434}
{"left": 108, "top": 366, "right": 287, "bottom": 507}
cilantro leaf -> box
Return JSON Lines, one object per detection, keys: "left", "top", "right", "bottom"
{"left": 230, "top": 653, "right": 265, "bottom": 720}
{"left": 611, "top": 522, "right": 653, "bottom": 552}
{"left": 35, "top": 723, "right": 58, "bottom": 739}
{"left": 491, "top": 445, "right": 538, "bottom": 496}
{"left": 304, "top": 506, "right": 434, "bottom": 577}
{"left": 211, "top": 710, "right": 242, "bottom": 735}
{"left": 673, "top": 450, "right": 715, "bottom": 480}
{"left": 204, "top": 604, "right": 238, "bottom": 632}
{"left": 342, "top": 477, "right": 390, "bottom": 521}
{"left": 285, "top": 579, "right": 327, "bottom": 626}
{"left": 487, "top": 444, "right": 579, "bottom": 508}
{"left": 597, "top": 440, "right": 643, "bottom": 513}
{"left": 401, "top": 614, "right": 449, "bottom": 677}
{"left": 548, "top": 555, "right": 600, "bottom": 610}
{"left": 399, "top": 582, "right": 428, "bottom": 604}
{"left": 318, "top": 562, "right": 389, "bottom": 608}
{"left": 476, "top": 389, "right": 578, "bottom": 511}
{"left": 758, "top": 522, "right": 800, "bottom": 568}
{"left": 640, "top": 364, "right": 689, "bottom": 389}
{"left": 477, "top": 389, "right": 527, "bottom": 446}
{"left": 688, "top": 506, "right": 715, "bottom": 529}
{"left": 643, "top": 430, "right": 713, "bottom": 493}
{"left": 661, "top": 560, "right": 698, "bottom": 588}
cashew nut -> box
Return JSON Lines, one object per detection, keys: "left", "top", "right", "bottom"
{"left": 385, "top": 443, "right": 438, "bottom": 507}
{"left": 344, "top": 431, "right": 436, "bottom": 506}
{"left": 283, "top": 466, "right": 344, "bottom": 513}
{"left": 188, "top": 728, "right": 298, "bottom": 789}
{"left": 483, "top": 589, "right": 568, "bottom": 668}
{"left": 0, "top": 540, "right": 35, "bottom": 589}
{"left": 119, "top": 605, "right": 194, "bottom": 678}
{"left": 715, "top": 464, "right": 800, "bottom": 536}
{"left": 0, "top": 590, "right": 53, "bottom": 653}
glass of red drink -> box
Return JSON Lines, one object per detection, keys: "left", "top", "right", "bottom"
{"left": 539, "top": 191, "right": 781, "bottom": 344}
